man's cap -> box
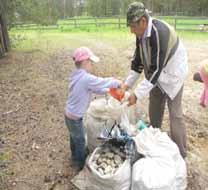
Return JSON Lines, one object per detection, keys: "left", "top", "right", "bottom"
{"left": 127, "top": 2, "right": 148, "bottom": 26}
{"left": 72, "top": 47, "right": 100, "bottom": 63}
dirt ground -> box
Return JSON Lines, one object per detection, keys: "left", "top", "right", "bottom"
{"left": 0, "top": 34, "right": 208, "bottom": 190}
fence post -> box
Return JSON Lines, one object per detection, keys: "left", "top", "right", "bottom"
{"left": 118, "top": 17, "right": 121, "bottom": 29}
{"left": 74, "top": 19, "right": 77, "bottom": 28}
{"left": 174, "top": 17, "right": 177, "bottom": 30}
{"left": 95, "top": 18, "right": 98, "bottom": 27}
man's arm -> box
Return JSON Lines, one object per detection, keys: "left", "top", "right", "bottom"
{"left": 125, "top": 38, "right": 144, "bottom": 89}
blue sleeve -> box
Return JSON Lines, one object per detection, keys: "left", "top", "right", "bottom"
{"left": 86, "top": 74, "right": 120, "bottom": 95}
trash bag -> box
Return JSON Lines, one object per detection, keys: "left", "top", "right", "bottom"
{"left": 86, "top": 146, "right": 131, "bottom": 190}
{"left": 132, "top": 127, "right": 187, "bottom": 190}
{"left": 120, "top": 110, "right": 138, "bottom": 137}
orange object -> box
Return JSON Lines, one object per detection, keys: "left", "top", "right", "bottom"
{"left": 109, "top": 88, "right": 125, "bottom": 101}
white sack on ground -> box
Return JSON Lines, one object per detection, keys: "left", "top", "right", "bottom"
{"left": 132, "top": 127, "right": 187, "bottom": 190}
{"left": 85, "top": 97, "right": 136, "bottom": 152}
{"left": 86, "top": 147, "right": 131, "bottom": 190}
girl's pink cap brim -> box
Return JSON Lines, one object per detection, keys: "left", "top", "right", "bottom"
{"left": 72, "top": 47, "right": 100, "bottom": 63}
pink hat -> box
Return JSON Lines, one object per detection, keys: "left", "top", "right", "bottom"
{"left": 72, "top": 47, "right": 100, "bottom": 63}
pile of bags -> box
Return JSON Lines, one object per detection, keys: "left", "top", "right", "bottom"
{"left": 84, "top": 97, "right": 187, "bottom": 190}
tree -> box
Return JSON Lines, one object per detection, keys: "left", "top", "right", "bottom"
{"left": 4, "top": 0, "right": 60, "bottom": 25}
{"left": 3, "top": 0, "right": 208, "bottom": 25}
{"left": 0, "top": 0, "right": 10, "bottom": 56}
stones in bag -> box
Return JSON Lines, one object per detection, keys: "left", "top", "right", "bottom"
{"left": 91, "top": 146, "right": 125, "bottom": 176}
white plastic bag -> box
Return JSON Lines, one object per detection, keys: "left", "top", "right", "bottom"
{"left": 87, "top": 147, "right": 131, "bottom": 190}
{"left": 120, "top": 109, "right": 138, "bottom": 137}
{"left": 132, "top": 127, "right": 187, "bottom": 190}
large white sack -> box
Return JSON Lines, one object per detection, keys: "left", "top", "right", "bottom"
{"left": 86, "top": 95, "right": 137, "bottom": 121}
{"left": 145, "top": 128, "right": 187, "bottom": 190}
{"left": 132, "top": 127, "right": 187, "bottom": 190}
{"left": 175, "top": 155, "right": 187, "bottom": 190}
{"left": 85, "top": 97, "right": 137, "bottom": 152}
{"left": 84, "top": 114, "right": 115, "bottom": 152}
{"left": 133, "top": 127, "right": 164, "bottom": 157}
{"left": 87, "top": 97, "right": 127, "bottom": 120}
{"left": 131, "top": 156, "right": 177, "bottom": 190}
{"left": 87, "top": 147, "right": 131, "bottom": 190}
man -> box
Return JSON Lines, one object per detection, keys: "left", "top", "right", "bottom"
{"left": 124, "top": 2, "right": 188, "bottom": 158}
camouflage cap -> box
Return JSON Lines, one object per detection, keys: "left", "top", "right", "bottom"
{"left": 127, "top": 2, "right": 147, "bottom": 26}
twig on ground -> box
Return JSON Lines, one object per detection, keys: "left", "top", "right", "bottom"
{"left": 12, "top": 179, "right": 41, "bottom": 190}
{"left": 1, "top": 105, "right": 21, "bottom": 117}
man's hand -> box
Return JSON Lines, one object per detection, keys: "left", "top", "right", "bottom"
{"left": 128, "top": 93, "right": 137, "bottom": 106}
{"left": 120, "top": 82, "right": 129, "bottom": 91}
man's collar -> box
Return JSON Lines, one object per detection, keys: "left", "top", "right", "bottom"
{"left": 143, "top": 16, "right": 152, "bottom": 38}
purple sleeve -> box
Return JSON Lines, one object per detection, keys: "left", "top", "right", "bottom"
{"left": 86, "top": 74, "right": 120, "bottom": 95}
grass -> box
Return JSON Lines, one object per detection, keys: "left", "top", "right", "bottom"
{"left": 8, "top": 15, "right": 208, "bottom": 55}
{"left": 0, "top": 152, "right": 10, "bottom": 190}
{"left": 9, "top": 28, "right": 208, "bottom": 52}
{"left": 0, "top": 152, "right": 10, "bottom": 162}
{"left": 9, "top": 29, "right": 130, "bottom": 51}
{"left": 177, "top": 30, "right": 208, "bottom": 40}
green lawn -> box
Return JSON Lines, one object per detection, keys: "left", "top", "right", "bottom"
{"left": 9, "top": 15, "right": 208, "bottom": 52}
{"left": 9, "top": 28, "right": 208, "bottom": 52}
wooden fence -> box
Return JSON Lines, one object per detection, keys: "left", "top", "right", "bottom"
{"left": 11, "top": 16, "right": 208, "bottom": 32}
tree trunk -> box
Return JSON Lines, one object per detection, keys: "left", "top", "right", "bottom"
{"left": 0, "top": 0, "right": 10, "bottom": 57}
